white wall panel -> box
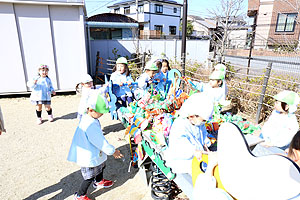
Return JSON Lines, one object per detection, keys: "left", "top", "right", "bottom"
{"left": 50, "top": 6, "right": 87, "bottom": 90}
{"left": 15, "top": 4, "right": 58, "bottom": 89}
{"left": 0, "top": 3, "right": 27, "bottom": 93}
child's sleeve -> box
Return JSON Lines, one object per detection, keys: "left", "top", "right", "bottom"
{"left": 127, "top": 75, "right": 134, "bottom": 83}
{"left": 110, "top": 73, "right": 119, "bottom": 85}
{"left": 27, "top": 78, "right": 38, "bottom": 89}
{"left": 86, "top": 125, "right": 115, "bottom": 155}
{"left": 192, "top": 81, "right": 204, "bottom": 92}
{"left": 137, "top": 74, "right": 148, "bottom": 89}
{"left": 48, "top": 78, "right": 54, "bottom": 92}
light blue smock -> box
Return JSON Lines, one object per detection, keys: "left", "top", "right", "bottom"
{"left": 27, "top": 76, "right": 54, "bottom": 101}
{"left": 261, "top": 110, "right": 299, "bottom": 148}
{"left": 110, "top": 72, "right": 134, "bottom": 97}
{"left": 67, "top": 114, "right": 115, "bottom": 167}
{"left": 192, "top": 81, "right": 226, "bottom": 103}
{"left": 165, "top": 117, "right": 211, "bottom": 174}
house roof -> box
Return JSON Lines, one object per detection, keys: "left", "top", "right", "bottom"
{"left": 188, "top": 15, "right": 217, "bottom": 29}
{"left": 108, "top": 0, "right": 182, "bottom": 8}
{"left": 87, "top": 13, "right": 138, "bottom": 23}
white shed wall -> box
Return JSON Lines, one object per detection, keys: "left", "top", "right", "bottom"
{"left": 0, "top": 3, "right": 27, "bottom": 93}
{"left": 0, "top": 2, "right": 87, "bottom": 94}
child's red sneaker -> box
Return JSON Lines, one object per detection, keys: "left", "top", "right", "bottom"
{"left": 73, "top": 193, "right": 91, "bottom": 200}
{"left": 93, "top": 179, "right": 114, "bottom": 189}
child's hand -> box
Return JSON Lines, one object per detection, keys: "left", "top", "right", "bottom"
{"left": 163, "top": 78, "right": 167, "bottom": 82}
{"left": 155, "top": 79, "right": 160, "bottom": 82}
{"left": 148, "top": 80, "right": 153, "bottom": 84}
{"left": 52, "top": 91, "right": 56, "bottom": 95}
{"left": 127, "top": 81, "right": 132, "bottom": 85}
{"left": 113, "top": 150, "right": 124, "bottom": 159}
{"left": 119, "top": 83, "right": 123, "bottom": 86}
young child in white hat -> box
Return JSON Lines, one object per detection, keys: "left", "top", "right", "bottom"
{"left": 110, "top": 57, "right": 134, "bottom": 107}
{"left": 258, "top": 90, "right": 300, "bottom": 150}
{"left": 27, "top": 64, "right": 56, "bottom": 125}
{"left": 165, "top": 92, "right": 214, "bottom": 174}
{"left": 191, "top": 70, "right": 227, "bottom": 104}
{"left": 134, "top": 60, "right": 158, "bottom": 100}
{"left": 68, "top": 92, "right": 123, "bottom": 200}
{"left": 76, "top": 74, "right": 108, "bottom": 121}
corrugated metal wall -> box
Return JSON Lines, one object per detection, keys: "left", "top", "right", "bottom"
{"left": 0, "top": 2, "right": 87, "bottom": 94}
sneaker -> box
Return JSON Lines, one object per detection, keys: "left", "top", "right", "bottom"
{"left": 73, "top": 193, "right": 91, "bottom": 200}
{"left": 93, "top": 179, "right": 114, "bottom": 189}
{"left": 36, "top": 118, "right": 42, "bottom": 125}
{"left": 48, "top": 115, "right": 54, "bottom": 122}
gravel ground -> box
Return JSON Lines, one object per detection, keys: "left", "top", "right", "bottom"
{"left": 0, "top": 94, "right": 155, "bottom": 200}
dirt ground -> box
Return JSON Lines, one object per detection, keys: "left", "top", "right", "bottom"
{"left": 0, "top": 94, "right": 156, "bottom": 200}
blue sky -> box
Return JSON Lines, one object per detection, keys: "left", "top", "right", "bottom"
{"left": 85, "top": 0, "right": 249, "bottom": 17}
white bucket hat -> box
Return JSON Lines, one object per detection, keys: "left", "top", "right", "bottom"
{"left": 274, "top": 90, "right": 299, "bottom": 113}
{"left": 179, "top": 93, "right": 214, "bottom": 120}
{"left": 80, "top": 74, "right": 93, "bottom": 84}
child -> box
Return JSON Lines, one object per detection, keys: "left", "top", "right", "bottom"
{"left": 67, "top": 92, "right": 123, "bottom": 200}
{"left": 110, "top": 57, "right": 134, "bottom": 107}
{"left": 191, "top": 71, "right": 226, "bottom": 103}
{"left": 76, "top": 74, "right": 94, "bottom": 120}
{"left": 154, "top": 59, "right": 171, "bottom": 83}
{"left": 258, "top": 90, "right": 299, "bottom": 150}
{"left": 27, "top": 64, "right": 56, "bottom": 125}
{"left": 134, "top": 60, "right": 158, "bottom": 100}
{"left": 288, "top": 130, "right": 300, "bottom": 167}
{"left": 214, "top": 63, "right": 228, "bottom": 96}
{"left": 76, "top": 74, "right": 108, "bottom": 121}
{"left": 164, "top": 93, "right": 214, "bottom": 198}
{"left": 165, "top": 92, "right": 214, "bottom": 174}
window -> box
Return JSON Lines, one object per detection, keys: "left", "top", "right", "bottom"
{"left": 169, "top": 26, "right": 176, "bottom": 35}
{"left": 155, "top": 4, "right": 163, "bottom": 13}
{"left": 114, "top": 8, "right": 120, "bottom": 14}
{"left": 275, "top": 13, "right": 297, "bottom": 32}
{"left": 155, "top": 25, "right": 163, "bottom": 34}
{"left": 124, "top": 6, "right": 130, "bottom": 14}
{"left": 173, "top": 7, "right": 177, "bottom": 13}
{"left": 138, "top": 5, "right": 144, "bottom": 13}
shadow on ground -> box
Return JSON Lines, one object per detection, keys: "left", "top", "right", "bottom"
{"left": 54, "top": 112, "right": 78, "bottom": 121}
{"left": 23, "top": 144, "right": 136, "bottom": 200}
{"left": 103, "top": 122, "right": 125, "bottom": 135}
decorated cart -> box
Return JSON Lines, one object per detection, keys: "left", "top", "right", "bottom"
{"left": 104, "top": 70, "right": 300, "bottom": 200}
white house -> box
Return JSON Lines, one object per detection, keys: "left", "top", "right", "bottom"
{"left": 107, "top": 0, "right": 182, "bottom": 37}
{"left": 0, "top": 0, "right": 88, "bottom": 94}
{"left": 187, "top": 15, "right": 216, "bottom": 37}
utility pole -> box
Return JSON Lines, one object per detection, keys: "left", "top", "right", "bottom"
{"left": 247, "top": 12, "right": 257, "bottom": 80}
{"left": 136, "top": 0, "right": 140, "bottom": 55}
{"left": 181, "top": 0, "right": 188, "bottom": 77}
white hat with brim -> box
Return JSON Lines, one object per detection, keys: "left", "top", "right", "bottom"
{"left": 80, "top": 74, "right": 93, "bottom": 83}
{"left": 214, "top": 64, "right": 226, "bottom": 72}
{"left": 179, "top": 93, "right": 214, "bottom": 120}
{"left": 87, "top": 91, "right": 109, "bottom": 114}
{"left": 274, "top": 90, "right": 299, "bottom": 113}
{"left": 209, "top": 71, "right": 225, "bottom": 80}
